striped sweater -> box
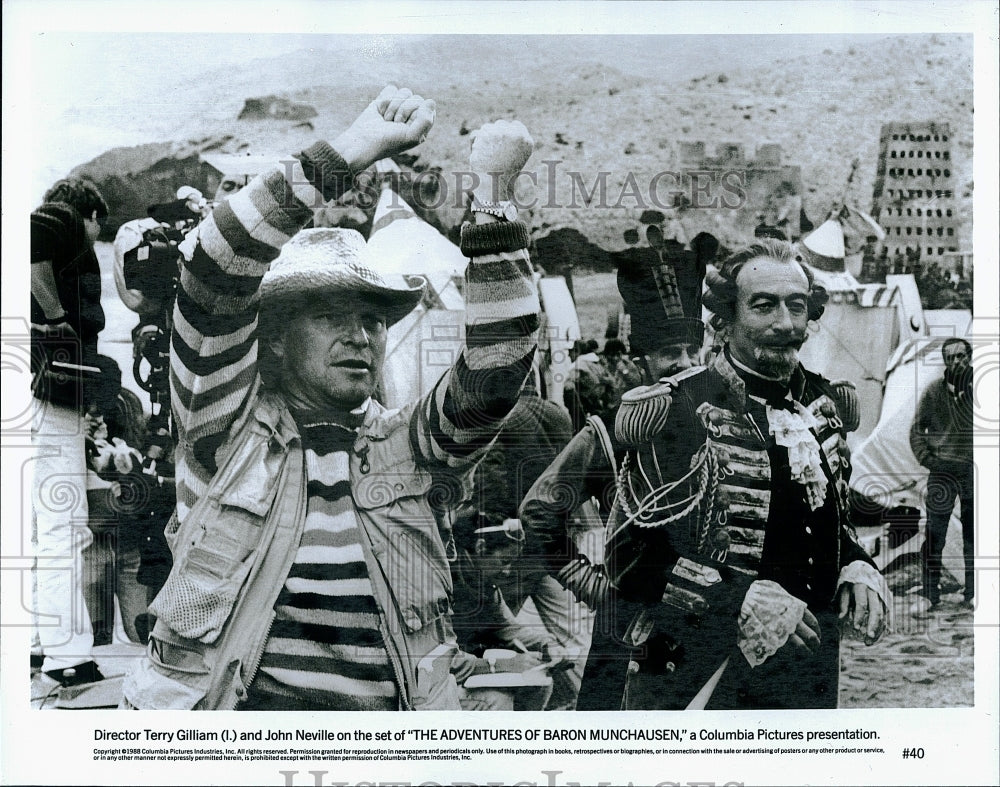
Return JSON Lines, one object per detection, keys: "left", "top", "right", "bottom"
{"left": 241, "top": 417, "right": 398, "bottom": 711}
{"left": 169, "top": 139, "right": 539, "bottom": 707}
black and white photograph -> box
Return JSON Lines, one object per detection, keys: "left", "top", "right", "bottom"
{"left": 2, "top": 1, "right": 998, "bottom": 785}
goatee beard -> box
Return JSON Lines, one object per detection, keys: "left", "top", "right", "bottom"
{"left": 753, "top": 346, "right": 799, "bottom": 381}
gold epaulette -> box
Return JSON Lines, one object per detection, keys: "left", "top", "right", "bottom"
{"left": 615, "top": 366, "right": 705, "bottom": 446}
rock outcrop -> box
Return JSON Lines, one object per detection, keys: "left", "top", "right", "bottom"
{"left": 69, "top": 135, "right": 243, "bottom": 237}
{"left": 237, "top": 95, "right": 317, "bottom": 122}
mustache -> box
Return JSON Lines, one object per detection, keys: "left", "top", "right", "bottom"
{"left": 758, "top": 335, "right": 806, "bottom": 349}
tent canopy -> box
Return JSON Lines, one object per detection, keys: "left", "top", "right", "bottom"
{"left": 366, "top": 188, "right": 465, "bottom": 310}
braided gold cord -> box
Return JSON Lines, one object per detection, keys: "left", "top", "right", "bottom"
{"left": 616, "top": 437, "right": 716, "bottom": 530}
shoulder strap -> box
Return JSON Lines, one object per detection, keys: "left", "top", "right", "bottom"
{"left": 586, "top": 413, "right": 617, "bottom": 478}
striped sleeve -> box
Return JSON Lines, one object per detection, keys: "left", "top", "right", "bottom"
{"left": 170, "top": 143, "right": 353, "bottom": 509}
{"left": 411, "top": 220, "right": 539, "bottom": 468}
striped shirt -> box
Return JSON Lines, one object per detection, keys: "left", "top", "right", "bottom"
{"left": 244, "top": 417, "right": 398, "bottom": 711}
{"left": 169, "top": 140, "right": 539, "bottom": 708}
{"left": 170, "top": 142, "right": 538, "bottom": 522}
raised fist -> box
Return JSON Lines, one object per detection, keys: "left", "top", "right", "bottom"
{"left": 469, "top": 120, "right": 534, "bottom": 202}
{"left": 334, "top": 85, "right": 436, "bottom": 172}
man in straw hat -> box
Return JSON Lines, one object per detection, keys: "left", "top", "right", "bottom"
{"left": 123, "top": 86, "right": 540, "bottom": 710}
{"left": 524, "top": 236, "right": 890, "bottom": 710}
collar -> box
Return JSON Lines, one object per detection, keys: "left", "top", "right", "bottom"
{"left": 250, "top": 388, "right": 301, "bottom": 443}
{"left": 727, "top": 351, "right": 789, "bottom": 385}
{"left": 291, "top": 398, "right": 370, "bottom": 431}
{"left": 715, "top": 346, "right": 808, "bottom": 410}
{"left": 728, "top": 354, "right": 795, "bottom": 411}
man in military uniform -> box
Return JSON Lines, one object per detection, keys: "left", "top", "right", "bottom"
{"left": 524, "top": 237, "right": 889, "bottom": 710}
{"left": 519, "top": 220, "right": 716, "bottom": 710}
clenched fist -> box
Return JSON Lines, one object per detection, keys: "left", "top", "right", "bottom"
{"left": 469, "top": 120, "right": 534, "bottom": 203}
{"left": 333, "top": 85, "right": 436, "bottom": 172}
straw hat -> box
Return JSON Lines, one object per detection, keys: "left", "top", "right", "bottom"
{"left": 259, "top": 228, "right": 425, "bottom": 326}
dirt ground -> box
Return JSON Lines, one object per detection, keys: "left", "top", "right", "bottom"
{"left": 838, "top": 558, "right": 974, "bottom": 709}
{"left": 839, "top": 593, "right": 975, "bottom": 709}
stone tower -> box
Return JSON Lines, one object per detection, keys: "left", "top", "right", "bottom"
{"left": 871, "top": 122, "right": 962, "bottom": 270}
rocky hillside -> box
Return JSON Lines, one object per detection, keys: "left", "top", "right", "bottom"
{"left": 68, "top": 33, "right": 972, "bottom": 250}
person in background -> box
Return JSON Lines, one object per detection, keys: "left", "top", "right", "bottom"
{"left": 81, "top": 390, "right": 147, "bottom": 645}
{"left": 563, "top": 339, "right": 613, "bottom": 432}
{"left": 30, "top": 177, "right": 111, "bottom": 687}
{"left": 448, "top": 383, "right": 584, "bottom": 708}
{"left": 599, "top": 338, "right": 643, "bottom": 414}
{"left": 449, "top": 516, "right": 561, "bottom": 711}
{"left": 519, "top": 218, "right": 712, "bottom": 709}
{"left": 909, "top": 337, "right": 975, "bottom": 613}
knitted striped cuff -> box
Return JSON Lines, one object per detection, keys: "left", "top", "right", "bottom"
{"left": 295, "top": 142, "right": 354, "bottom": 203}
{"left": 459, "top": 221, "right": 530, "bottom": 257}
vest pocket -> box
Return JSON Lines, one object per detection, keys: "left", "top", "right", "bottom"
{"left": 354, "top": 463, "right": 453, "bottom": 633}
{"left": 150, "top": 502, "right": 264, "bottom": 644}
{"left": 384, "top": 531, "right": 453, "bottom": 634}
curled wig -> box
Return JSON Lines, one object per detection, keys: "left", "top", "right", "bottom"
{"left": 703, "top": 238, "right": 828, "bottom": 330}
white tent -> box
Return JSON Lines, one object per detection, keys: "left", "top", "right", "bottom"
{"left": 797, "top": 270, "right": 925, "bottom": 443}
{"left": 537, "top": 276, "right": 581, "bottom": 404}
{"left": 795, "top": 216, "right": 927, "bottom": 442}
{"left": 365, "top": 187, "right": 468, "bottom": 409}
{"left": 366, "top": 187, "right": 466, "bottom": 310}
